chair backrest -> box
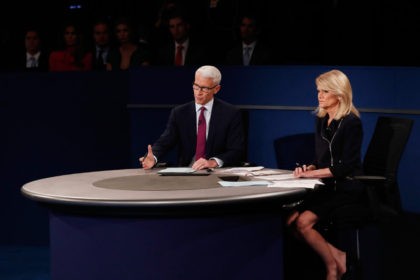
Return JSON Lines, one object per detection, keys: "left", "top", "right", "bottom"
{"left": 241, "top": 109, "right": 250, "bottom": 163}
{"left": 274, "top": 133, "right": 315, "bottom": 170}
{"left": 363, "top": 116, "right": 414, "bottom": 213}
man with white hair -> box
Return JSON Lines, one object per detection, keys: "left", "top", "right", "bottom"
{"left": 140, "top": 65, "right": 245, "bottom": 170}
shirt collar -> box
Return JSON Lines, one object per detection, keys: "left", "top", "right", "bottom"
{"left": 96, "top": 46, "right": 109, "bottom": 53}
{"left": 175, "top": 38, "right": 190, "bottom": 50}
{"left": 195, "top": 98, "right": 214, "bottom": 114}
{"left": 242, "top": 41, "right": 257, "bottom": 50}
{"left": 26, "top": 52, "right": 41, "bottom": 60}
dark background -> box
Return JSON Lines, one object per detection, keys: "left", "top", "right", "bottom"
{"left": 2, "top": 0, "right": 420, "bottom": 68}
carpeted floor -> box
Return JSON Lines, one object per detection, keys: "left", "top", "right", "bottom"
{"left": 0, "top": 245, "right": 50, "bottom": 280}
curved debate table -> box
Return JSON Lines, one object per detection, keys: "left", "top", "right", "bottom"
{"left": 21, "top": 168, "right": 307, "bottom": 280}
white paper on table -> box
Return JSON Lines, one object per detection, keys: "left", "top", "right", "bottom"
{"left": 247, "top": 170, "right": 291, "bottom": 176}
{"left": 267, "top": 179, "right": 323, "bottom": 189}
{"left": 220, "top": 166, "right": 264, "bottom": 173}
{"left": 218, "top": 180, "right": 270, "bottom": 187}
{"left": 219, "top": 166, "right": 265, "bottom": 176}
{"left": 157, "top": 167, "right": 196, "bottom": 174}
{"left": 254, "top": 173, "right": 296, "bottom": 181}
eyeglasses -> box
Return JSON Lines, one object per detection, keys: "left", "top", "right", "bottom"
{"left": 192, "top": 83, "right": 219, "bottom": 93}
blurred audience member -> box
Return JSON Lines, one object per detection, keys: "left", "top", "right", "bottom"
{"left": 49, "top": 23, "right": 92, "bottom": 71}
{"left": 150, "top": 0, "right": 179, "bottom": 48}
{"left": 155, "top": 10, "right": 209, "bottom": 66}
{"left": 106, "top": 17, "right": 151, "bottom": 71}
{"left": 154, "top": 0, "right": 178, "bottom": 31}
{"left": 225, "top": 14, "right": 275, "bottom": 66}
{"left": 91, "top": 19, "right": 112, "bottom": 71}
{"left": 11, "top": 27, "right": 49, "bottom": 72}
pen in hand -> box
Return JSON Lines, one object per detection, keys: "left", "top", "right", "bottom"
{"left": 295, "top": 162, "right": 306, "bottom": 171}
{"left": 294, "top": 162, "right": 306, "bottom": 178}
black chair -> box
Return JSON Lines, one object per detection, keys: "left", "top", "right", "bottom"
{"left": 274, "top": 132, "right": 315, "bottom": 170}
{"left": 325, "top": 116, "right": 414, "bottom": 279}
{"left": 240, "top": 109, "right": 252, "bottom": 166}
{"left": 273, "top": 133, "right": 315, "bottom": 210}
{"left": 358, "top": 116, "right": 414, "bottom": 218}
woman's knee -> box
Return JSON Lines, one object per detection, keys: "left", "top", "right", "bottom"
{"left": 286, "top": 211, "right": 299, "bottom": 226}
{"left": 295, "top": 211, "right": 317, "bottom": 233}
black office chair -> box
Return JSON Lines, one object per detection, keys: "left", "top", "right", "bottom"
{"left": 274, "top": 132, "right": 315, "bottom": 170}
{"left": 240, "top": 109, "right": 253, "bottom": 166}
{"left": 358, "top": 116, "right": 414, "bottom": 218}
{"left": 324, "top": 116, "right": 414, "bottom": 279}
{"left": 273, "top": 133, "right": 316, "bottom": 210}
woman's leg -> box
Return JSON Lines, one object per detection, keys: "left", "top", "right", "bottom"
{"left": 328, "top": 243, "right": 346, "bottom": 277}
{"left": 286, "top": 210, "right": 301, "bottom": 239}
{"left": 295, "top": 210, "right": 345, "bottom": 280}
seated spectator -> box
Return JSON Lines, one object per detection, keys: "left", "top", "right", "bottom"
{"left": 151, "top": 0, "right": 178, "bottom": 47}
{"left": 154, "top": 10, "right": 210, "bottom": 66}
{"left": 49, "top": 22, "right": 92, "bottom": 71}
{"left": 10, "top": 27, "right": 49, "bottom": 72}
{"left": 225, "top": 14, "right": 276, "bottom": 66}
{"left": 91, "top": 19, "right": 113, "bottom": 71}
{"left": 106, "top": 17, "right": 151, "bottom": 71}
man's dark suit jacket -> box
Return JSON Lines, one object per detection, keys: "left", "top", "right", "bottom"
{"left": 225, "top": 40, "right": 276, "bottom": 65}
{"left": 12, "top": 51, "right": 49, "bottom": 72}
{"left": 155, "top": 38, "right": 210, "bottom": 66}
{"left": 91, "top": 48, "right": 109, "bottom": 71}
{"left": 152, "top": 98, "right": 246, "bottom": 167}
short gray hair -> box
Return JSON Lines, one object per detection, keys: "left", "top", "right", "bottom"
{"left": 195, "top": 65, "right": 222, "bottom": 85}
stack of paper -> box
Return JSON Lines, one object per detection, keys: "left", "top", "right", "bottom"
{"left": 158, "top": 168, "right": 195, "bottom": 174}
{"left": 218, "top": 181, "right": 271, "bottom": 187}
{"left": 218, "top": 168, "right": 323, "bottom": 189}
{"left": 253, "top": 173, "right": 322, "bottom": 189}
{"left": 219, "top": 166, "right": 264, "bottom": 176}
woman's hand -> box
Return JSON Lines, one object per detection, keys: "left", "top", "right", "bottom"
{"left": 293, "top": 164, "right": 316, "bottom": 178}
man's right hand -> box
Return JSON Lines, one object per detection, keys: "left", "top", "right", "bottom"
{"left": 139, "top": 145, "right": 156, "bottom": 169}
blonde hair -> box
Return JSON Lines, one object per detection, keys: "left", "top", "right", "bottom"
{"left": 315, "top": 69, "right": 360, "bottom": 119}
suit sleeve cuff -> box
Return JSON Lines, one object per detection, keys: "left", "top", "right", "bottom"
{"left": 209, "top": 157, "right": 223, "bottom": 168}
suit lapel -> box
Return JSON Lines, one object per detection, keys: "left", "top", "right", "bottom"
{"left": 188, "top": 102, "right": 198, "bottom": 151}
{"left": 207, "top": 99, "right": 220, "bottom": 152}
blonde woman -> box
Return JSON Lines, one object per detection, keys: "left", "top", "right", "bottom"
{"left": 287, "top": 69, "right": 363, "bottom": 280}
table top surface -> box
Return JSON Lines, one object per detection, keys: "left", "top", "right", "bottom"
{"left": 21, "top": 168, "right": 308, "bottom": 207}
